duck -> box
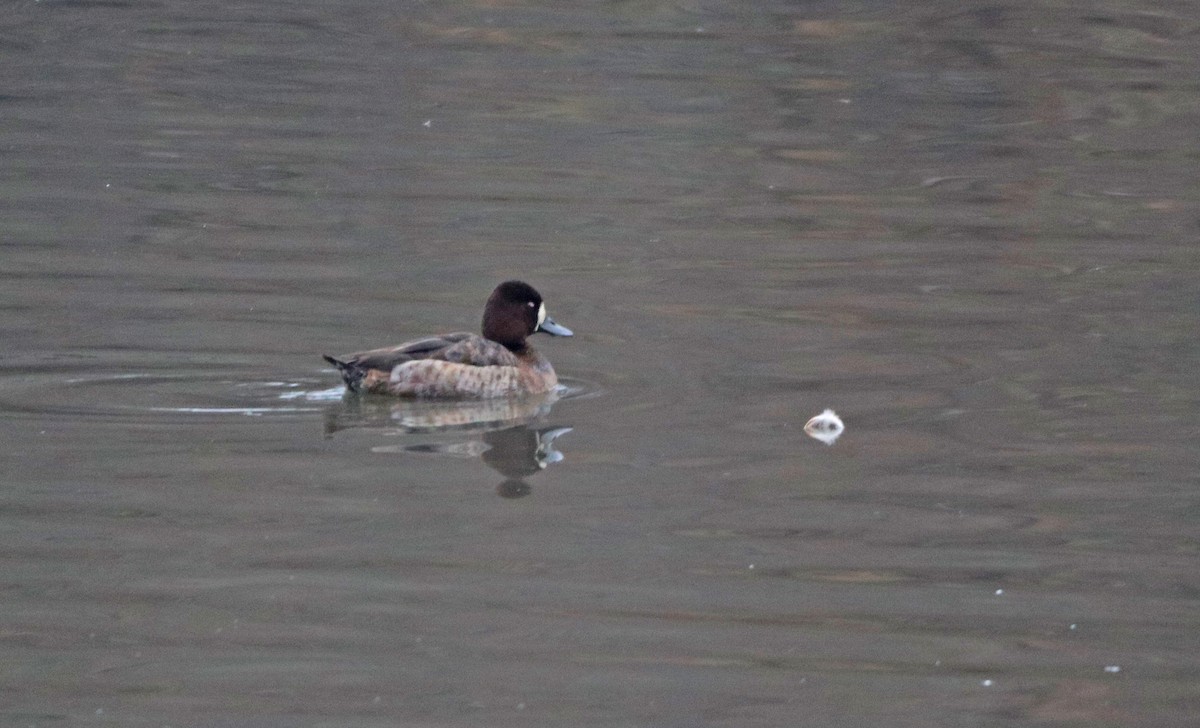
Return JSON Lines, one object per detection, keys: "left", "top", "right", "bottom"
{"left": 323, "top": 280, "right": 573, "bottom": 398}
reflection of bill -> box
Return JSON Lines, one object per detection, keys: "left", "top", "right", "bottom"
{"left": 804, "top": 408, "right": 844, "bottom": 446}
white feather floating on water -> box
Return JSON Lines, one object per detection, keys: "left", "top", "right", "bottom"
{"left": 804, "top": 408, "right": 844, "bottom": 445}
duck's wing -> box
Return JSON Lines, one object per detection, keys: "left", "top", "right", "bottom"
{"left": 435, "top": 335, "right": 522, "bottom": 367}
{"left": 341, "top": 333, "right": 519, "bottom": 370}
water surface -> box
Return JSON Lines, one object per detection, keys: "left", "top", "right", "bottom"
{"left": 3, "top": 1, "right": 1199, "bottom": 726}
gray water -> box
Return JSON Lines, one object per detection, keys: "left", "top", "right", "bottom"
{"left": 3, "top": 1, "right": 1199, "bottom": 726}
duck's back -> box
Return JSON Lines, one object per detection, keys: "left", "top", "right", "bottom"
{"left": 344, "top": 332, "right": 520, "bottom": 371}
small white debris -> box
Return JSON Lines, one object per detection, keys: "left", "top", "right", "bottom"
{"left": 995, "top": 589, "right": 1004, "bottom": 595}
{"left": 748, "top": 564, "right": 755, "bottom": 570}
{"left": 422, "top": 120, "right": 432, "bottom": 127}
{"left": 1070, "top": 623, "right": 1078, "bottom": 630}
{"left": 804, "top": 408, "right": 844, "bottom": 445}
{"left": 981, "top": 679, "right": 994, "bottom": 687}
{"left": 1104, "top": 665, "right": 1121, "bottom": 674}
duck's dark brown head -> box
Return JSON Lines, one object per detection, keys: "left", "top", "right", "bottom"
{"left": 481, "top": 280, "right": 573, "bottom": 351}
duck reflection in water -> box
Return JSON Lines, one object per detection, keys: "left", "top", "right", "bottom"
{"left": 323, "top": 391, "right": 572, "bottom": 498}
{"left": 481, "top": 424, "right": 572, "bottom": 498}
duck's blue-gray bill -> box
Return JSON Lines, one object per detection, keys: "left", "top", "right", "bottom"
{"left": 539, "top": 317, "right": 573, "bottom": 336}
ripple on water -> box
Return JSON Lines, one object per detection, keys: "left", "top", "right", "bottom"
{"left": 0, "top": 357, "right": 600, "bottom": 424}
{"left": 0, "top": 361, "right": 338, "bottom": 422}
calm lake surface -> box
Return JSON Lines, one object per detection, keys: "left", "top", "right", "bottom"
{"left": 3, "top": 1, "right": 1199, "bottom": 726}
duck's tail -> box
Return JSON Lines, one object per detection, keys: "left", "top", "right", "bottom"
{"left": 322, "top": 355, "right": 365, "bottom": 393}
